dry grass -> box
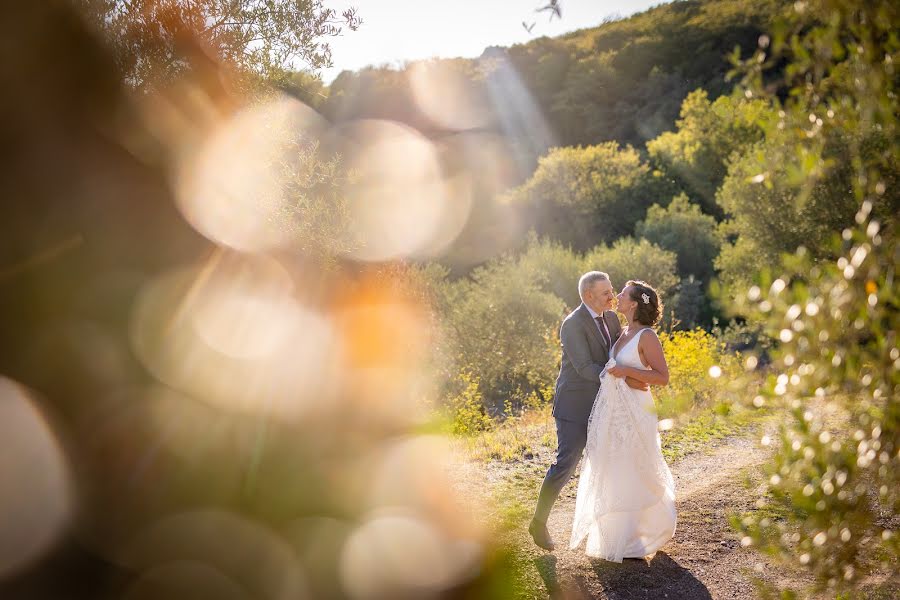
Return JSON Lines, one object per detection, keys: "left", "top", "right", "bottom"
{"left": 455, "top": 404, "right": 557, "bottom": 463}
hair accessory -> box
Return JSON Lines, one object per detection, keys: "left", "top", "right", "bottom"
{"left": 641, "top": 293, "right": 650, "bottom": 304}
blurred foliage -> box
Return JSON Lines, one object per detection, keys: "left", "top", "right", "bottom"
{"left": 1, "top": 3, "right": 532, "bottom": 599}
{"left": 734, "top": 229, "right": 899, "bottom": 597}
{"left": 284, "top": 70, "right": 330, "bottom": 110}
{"left": 725, "top": 0, "right": 900, "bottom": 596}
{"left": 714, "top": 128, "right": 900, "bottom": 294}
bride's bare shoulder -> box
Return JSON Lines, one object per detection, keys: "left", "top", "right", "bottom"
{"left": 637, "top": 328, "right": 663, "bottom": 350}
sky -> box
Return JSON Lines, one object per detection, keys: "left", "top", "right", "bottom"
{"left": 319, "top": 0, "right": 667, "bottom": 82}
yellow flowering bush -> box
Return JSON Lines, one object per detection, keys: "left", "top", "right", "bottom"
{"left": 657, "top": 328, "right": 740, "bottom": 419}
{"left": 447, "top": 371, "right": 494, "bottom": 435}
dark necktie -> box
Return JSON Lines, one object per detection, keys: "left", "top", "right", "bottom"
{"left": 595, "top": 315, "right": 611, "bottom": 348}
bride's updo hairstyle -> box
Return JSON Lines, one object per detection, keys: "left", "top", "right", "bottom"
{"left": 627, "top": 280, "right": 663, "bottom": 327}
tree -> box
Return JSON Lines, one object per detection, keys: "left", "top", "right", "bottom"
{"left": 440, "top": 255, "right": 565, "bottom": 415}
{"left": 712, "top": 224, "right": 768, "bottom": 295}
{"left": 647, "top": 89, "right": 768, "bottom": 215}
{"left": 714, "top": 129, "right": 900, "bottom": 294}
{"left": 515, "top": 236, "right": 587, "bottom": 310}
{"left": 728, "top": 0, "right": 900, "bottom": 595}
{"left": 504, "top": 143, "right": 676, "bottom": 250}
{"left": 549, "top": 54, "right": 619, "bottom": 145}
{"left": 284, "top": 70, "right": 329, "bottom": 110}
{"left": 583, "top": 237, "right": 679, "bottom": 301}
{"left": 79, "top": 0, "right": 360, "bottom": 88}
{"left": 637, "top": 193, "right": 721, "bottom": 282}
{"left": 667, "top": 275, "right": 705, "bottom": 330}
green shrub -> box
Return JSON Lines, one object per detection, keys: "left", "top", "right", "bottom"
{"left": 646, "top": 89, "right": 768, "bottom": 214}
{"left": 515, "top": 236, "right": 586, "bottom": 309}
{"left": 447, "top": 371, "right": 493, "bottom": 435}
{"left": 667, "top": 275, "right": 707, "bottom": 330}
{"left": 583, "top": 237, "right": 679, "bottom": 299}
{"left": 637, "top": 193, "right": 722, "bottom": 283}
{"left": 439, "top": 252, "right": 565, "bottom": 415}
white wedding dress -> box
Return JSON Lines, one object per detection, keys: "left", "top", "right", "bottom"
{"left": 569, "top": 328, "right": 676, "bottom": 562}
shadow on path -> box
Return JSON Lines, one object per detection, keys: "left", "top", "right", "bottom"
{"left": 534, "top": 554, "right": 561, "bottom": 597}
{"left": 535, "top": 551, "right": 711, "bottom": 599}
{"left": 589, "top": 552, "right": 712, "bottom": 600}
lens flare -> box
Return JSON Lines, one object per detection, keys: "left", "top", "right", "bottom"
{"left": 188, "top": 254, "right": 299, "bottom": 359}
{"left": 140, "top": 385, "right": 258, "bottom": 471}
{"left": 120, "top": 510, "right": 307, "bottom": 600}
{"left": 370, "top": 436, "right": 469, "bottom": 517}
{"left": 483, "top": 55, "right": 557, "bottom": 178}
{"left": 436, "top": 132, "right": 524, "bottom": 264}
{"left": 409, "top": 60, "right": 491, "bottom": 131}
{"left": 340, "top": 509, "right": 482, "bottom": 599}
{"left": 175, "top": 96, "right": 329, "bottom": 252}
{"left": 335, "top": 301, "right": 428, "bottom": 369}
{"left": 123, "top": 561, "right": 252, "bottom": 600}
{"left": 332, "top": 285, "right": 435, "bottom": 422}
{"left": 130, "top": 253, "right": 340, "bottom": 420}
{"left": 0, "top": 377, "right": 72, "bottom": 580}
{"left": 330, "top": 119, "right": 464, "bottom": 261}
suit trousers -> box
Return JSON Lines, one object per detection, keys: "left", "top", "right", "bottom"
{"left": 533, "top": 417, "right": 588, "bottom": 524}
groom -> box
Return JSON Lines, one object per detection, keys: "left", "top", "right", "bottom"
{"left": 529, "top": 271, "right": 645, "bottom": 551}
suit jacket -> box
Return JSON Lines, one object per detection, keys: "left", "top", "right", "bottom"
{"left": 552, "top": 303, "right": 622, "bottom": 424}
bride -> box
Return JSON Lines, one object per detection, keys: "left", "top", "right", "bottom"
{"left": 569, "top": 279, "right": 676, "bottom": 562}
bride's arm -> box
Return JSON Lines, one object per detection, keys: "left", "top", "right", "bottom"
{"left": 608, "top": 331, "right": 669, "bottom": 386}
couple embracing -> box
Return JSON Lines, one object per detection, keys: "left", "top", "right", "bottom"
{"left": 529, "top": 271, "right": 676, "bottom": 562}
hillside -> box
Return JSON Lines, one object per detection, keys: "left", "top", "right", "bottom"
{"left": 318, "top": 0, "right": 788, "bottom": 154}
{"left": 302, "top": 0, "right": 791, "bottom": 272}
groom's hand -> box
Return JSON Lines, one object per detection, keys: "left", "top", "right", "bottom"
{"left": 625, "top": 376, "right": 649, "bottom": 391}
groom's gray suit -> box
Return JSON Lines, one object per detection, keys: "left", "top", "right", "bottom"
{"left": 533, "top": 303, "right": 621, "bottom": 525}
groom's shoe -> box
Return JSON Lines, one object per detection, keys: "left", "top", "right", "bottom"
{"left": 529, "top": 518, "right": 556, "bottom": 551}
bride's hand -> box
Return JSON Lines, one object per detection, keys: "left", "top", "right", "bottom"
{"left": 607, "top": 365, "right": 626, "bottom": 378}
{"left": 624, "top": 376, "right": 650, "bottom": 391}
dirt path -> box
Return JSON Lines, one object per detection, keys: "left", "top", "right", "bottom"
{"left": 531, "top": 432, "right": 787, "bottom": 599}
{"left": 449, "top": 424, "right": 820, "bottom": 599}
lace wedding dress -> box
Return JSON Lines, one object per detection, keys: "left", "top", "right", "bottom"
{"left": 569, "top": 328, "right": 676, "bottom": 562}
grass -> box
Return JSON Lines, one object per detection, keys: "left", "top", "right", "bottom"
{"left": 456, "top": 400, "right": 770, "bottom": 466}
{"left": 660, "top": 402, "right": 770, "bottom": 462}
{"left": 455, "top": 405, "right": 556, "bottom": 463}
